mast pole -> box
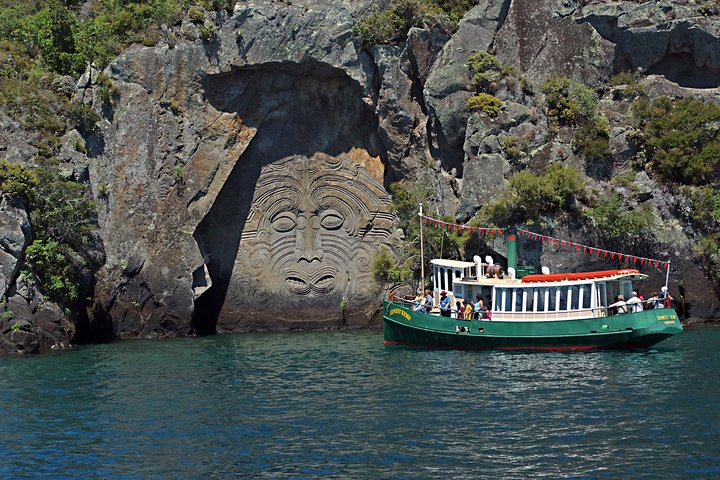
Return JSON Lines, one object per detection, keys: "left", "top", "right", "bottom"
{"left": 664, "top": 259, "right": 671, "bottom": 293}
{"left": 419, "top": 203, "right": 425, "bottom": 294}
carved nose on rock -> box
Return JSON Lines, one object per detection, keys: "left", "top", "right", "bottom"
{"left": 295, "top": 213, "right": 323, "bottom": 262}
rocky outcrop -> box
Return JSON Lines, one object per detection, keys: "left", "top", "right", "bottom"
{"left": 2, "top": 0, "right": 720, "bottom": 353}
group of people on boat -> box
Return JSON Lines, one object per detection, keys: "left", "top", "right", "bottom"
{"left": 609, "top": 287, "right": 673, "bottom": 314}
{"left": 411, "top": 290, "right": 491, "bottom": 320}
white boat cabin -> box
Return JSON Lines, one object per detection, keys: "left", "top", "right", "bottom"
{"left": 431, "top": 258, "right": 648, "bottom": 320}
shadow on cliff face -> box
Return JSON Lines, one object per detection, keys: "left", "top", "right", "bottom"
{"left": 192, "top": 61, "right": 385, "bottom": 334}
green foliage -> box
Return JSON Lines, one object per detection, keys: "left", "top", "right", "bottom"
{"left": 353, "top": 0, "right": 468, "bottom": 50}
{"left": 479, "top": 163, "right": 584, "bottom": 225}
{"left": 172, "top": 164, "right": 183, "bottom": 178}
{"left": 573, "top": 114, "right": 610, "bottom": 160}
{"left": 542, "top": 76, "right": 597, "bottom": 127}
{"left": 188, "top": 6, "right": 205, "bottom": 23}
{"left": 372, "top": 247, "right": 412, "bottom": 284}
{"left": 687, "top": 185, "right": 720, "bottom": 233}
{"left": 2, "top": 308, "right": 14, "bottom": 318}
{"left": 25, "top": 239, "right": 79, "bottom": 308}
{"left": 353, "top": 8, "right": 402, "bottom": 50}
{"left": 466, "top": 51, "right": 515, "bottom": 93}
{"left": 0, "top": 159, "right": 38, "bottom": 199}
{"left": 467, "top": 92, "right": 501, "bottom": 117}
{"left": 694, "top": 235, "right": 720, "bottom": 292}
{"left": 28, "top": 159, "right": 96, "bottom": 247}
{"left": 198, "top": 23, "right": 216, "bottom": 41}
{"left": 501, "top": 134, "right": 529, "bottom": 161}
{"left": 69, "top": 102, "right": 100, "bottom": 136}
{"left": 388, "top": 180, "right": 469, "bottom": 287}
{"left": 609, "top": 70, "right": 645, "bottom": 99}
{"left": 22, "top": 159, "right": 98, "bottom": 312}
{"left": 10, "top": 322, "right": 20, "bottom": 333}
{"left": 584, "top": 192, "right": 657, "bottom": 244}
{"left": 632, "top": 97, "right": 720, "bottom": 185}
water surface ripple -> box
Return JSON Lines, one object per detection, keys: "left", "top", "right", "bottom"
{"left": 0, "top": 328, "right": 718, "bottom": 479}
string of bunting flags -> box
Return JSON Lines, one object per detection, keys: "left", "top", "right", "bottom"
{"left": 421, "top": 216, "right": 669, "bottom": 270}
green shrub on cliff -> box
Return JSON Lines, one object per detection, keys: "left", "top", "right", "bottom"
{"left": 25, "top": 239, "right": 79, "bottom": 309}
{"left": 385, "top": 180, "right": 469, "bottom": 287}
{"left": 0, "top": 159, "right": 38, "bottom": 199}
{"left": 542, "top": 76, "right": 597, "bottom": 127}
{"left": 632, "top": 96, "right": 720, "bottom": 185}
{"left": 353, "top": 0, "right": 475, "bottom": 50}
{"left": 584, "top": 192, "right": 657, "bottom": 246}
{"left": 467, "top": 92, "right": 501, "bottom": 117}
{"left": 478, "top": 163, "right": 584, "bottom": 225}
{"left": 466, "top": 51, "right": 516, "bottom": 94}
{"left": 21, "top": 159, "right": 98, "bottom": 313}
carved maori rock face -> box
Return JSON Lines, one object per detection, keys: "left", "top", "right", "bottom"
{"left": 216, "top": 152, "right": 395, "bottom": 329}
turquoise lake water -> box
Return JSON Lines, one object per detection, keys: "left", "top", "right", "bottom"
{"left": 0, "top": 327, "right": 718, "bottom": 479}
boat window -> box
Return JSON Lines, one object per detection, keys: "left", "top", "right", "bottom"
{"left": 455, "top": 286, "right": 464, "bottom": 300}
{"left": 580, "top": 284, "right": 591, "bottom": 309}
{"left": 532, "top": 287, "right": 543, "bottom": 311}
{"left": 441, "top": 267, "right": 447, "bottom": 291}
{"left": 621, "top": 281, "right": 632, "bottom": 300}
{"left": 524, "top": 288, "right": 533, "bottom": 312}
{"left": 455, "top": 269, "right": 462, "bottom": 280}
{"left": 558, "top": 287, "right": 568, "bottom": 311}
{"left": 598, "top": 282, "right": 607, "bottom": 307}
{"left": 547, "top": 287, "right": 557, "bottom": 311}
{"left": 569, "top": 285, "right": 579, "bottom": 310}
{"left": 503, "top": 288, "right": 511, "bottom": 312}
{"left": 514, "top": 288, "right": 524, "bottom": 312}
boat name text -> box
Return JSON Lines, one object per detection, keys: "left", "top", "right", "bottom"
{"left": 389, "top": 308, "right": 411, "bottom": 321}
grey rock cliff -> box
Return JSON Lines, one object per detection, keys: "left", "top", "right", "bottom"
{"left": 3, "top": 0, "right": 720, "bottom": 352}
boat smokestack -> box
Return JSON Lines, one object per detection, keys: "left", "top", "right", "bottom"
{"left": 506, "top": 227, "right": 518, "bottom": 274}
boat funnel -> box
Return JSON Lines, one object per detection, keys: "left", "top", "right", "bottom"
{"left": 506, "top": 227, "right": 518, "bottom": 273}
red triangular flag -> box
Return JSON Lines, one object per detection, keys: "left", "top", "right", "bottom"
{"left": 611, "top": 252, "right": 615, "bottom": 260}
{"left": 655, "top": 260, "right": 660, "bottom": 268}
{"left": 561, "top": 241, "right": 566, "bottom": 248}
{"left": 604, "top": 251, "right": 609, "bottom": 258}
{"left": 555, "top": 239, "right": 560, "bottom": 247}
{"left": 589, "top": 248, "right": 594, "bottom": 255}
{"left": 618, "top": 254, "right": 623, "bottom": 261}
{"left": 633, "top": 257, "right": 638, "bottom": 264}
{"left": 583, "top": 246, "right": 587, "bottom": 253}
{"left": 663, "top": 262, "right": 669, "bottom": 270}
{"left": 534, "top": 234, "right": 539, "bottom": 240}
{"left": 498, "top": 229, "right": 503, "bottom": 235}
{"left": 575, "top": 244, "right": 580, "bottom": 251}
{"left": 541, "top": 235, "right": 545, "bottom": 241}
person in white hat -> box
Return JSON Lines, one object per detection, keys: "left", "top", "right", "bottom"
{"left": 626, "top": 291, "right": 643, "bottom": 313}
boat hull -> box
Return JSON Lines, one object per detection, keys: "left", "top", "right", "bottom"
{"left": 383, "top": 300, "right": 682, "bottom": 351}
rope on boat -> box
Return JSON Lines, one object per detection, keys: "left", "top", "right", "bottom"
{"left": 420, "top": 215, "right": 669, "bottom": 270}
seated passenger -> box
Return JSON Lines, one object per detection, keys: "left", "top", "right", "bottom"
{"left": 412, "top": 291, "right": 424, "bottom": 311}
{"left": 626, "top": 291, "right": 643, "bottom": 313}
{"left": 609, "top": 294, "right": 628, "bottom": 314}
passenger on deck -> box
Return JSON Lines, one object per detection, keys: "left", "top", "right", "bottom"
{"left": 455, "top": 300, "right": 463, "bottom": 318}
{"left": 438, "top": 291, "right": 451, "bottom": 317}
{"left": 422, "top": 289, "right": 433, "bottom": 313}
{"left": 475, "top": 298, "right": 487, "bottom": 319}
{"left": 609, "top": 294, "right": 628, "bottom": 314}
{"left": 658, "top": 286, "right": 673, "bottom": 308}
{"left": 626, "top": 291, "right": 643, "bottom": 313}
{"left": 464, "top": 300, "right": 473, "bottom": 320}
{"left": 412, "top": 291, "right": 424, "bottom": 311}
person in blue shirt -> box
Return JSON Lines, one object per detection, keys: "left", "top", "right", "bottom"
{"left": 438, "top": 291, "right": 451, "bottom": 317}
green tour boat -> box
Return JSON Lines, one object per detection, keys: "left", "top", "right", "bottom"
{"left": 383, "top": 216, "right": 682, "bottom": 351}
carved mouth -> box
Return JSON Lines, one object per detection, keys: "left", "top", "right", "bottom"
{"left": 284, "top": 267, "right": 337, "bottom": 295}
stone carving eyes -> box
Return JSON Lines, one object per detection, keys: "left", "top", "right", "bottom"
{"left": 271, "top": 209, "right": 344, "bottom": 232}
{"left": 271, "top": 212, "right": 297, "bottom": 233}
{"left": 319, "top": 209, "right": 344, "bottom": 230}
